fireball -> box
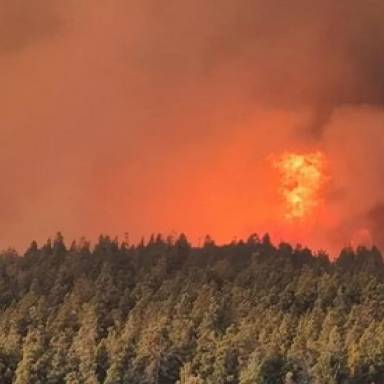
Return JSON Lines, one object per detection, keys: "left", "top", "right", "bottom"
{"left": 273, "top": 151, "right": 327, "bottom": 220}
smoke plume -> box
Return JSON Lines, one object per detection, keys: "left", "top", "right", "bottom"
{"left": 1, "top": 0, "right": 384, "bottom": 254}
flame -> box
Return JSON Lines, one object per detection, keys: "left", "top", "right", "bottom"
{"left": 273, "top": 151, "right": 327, "bottom": 220}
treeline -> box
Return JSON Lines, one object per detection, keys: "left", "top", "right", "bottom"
{"left": 0, "top": 233, "right": 383, "bottom": 383}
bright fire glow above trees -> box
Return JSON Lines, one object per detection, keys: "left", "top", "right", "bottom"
{"left": 273, "top": 152, "right": 327, "bottom": 220}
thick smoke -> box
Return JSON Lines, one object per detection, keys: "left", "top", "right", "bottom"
{"left": 0, "top": 0, "right": 63, "bottom": 53}
{"left": 1, "top": 0, "right": 384, "bottom": 253}
{"left": 366, "top": 205, "right": 384, "bottom": 250}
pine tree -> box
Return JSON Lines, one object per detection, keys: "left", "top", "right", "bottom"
{"left": 14, "top": 327, "right": 45, "bottom": 384}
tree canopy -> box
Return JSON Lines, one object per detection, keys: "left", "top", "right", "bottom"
{"left": 0, "top": 233, "right": 382, "bottom": 383}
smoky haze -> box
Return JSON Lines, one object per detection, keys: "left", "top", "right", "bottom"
{"left": 1, "top": 0, "right": 384, "bottom": 253}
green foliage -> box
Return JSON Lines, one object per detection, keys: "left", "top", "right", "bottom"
{"left": 0, "top": 234, "right": 382, "bottom": 383}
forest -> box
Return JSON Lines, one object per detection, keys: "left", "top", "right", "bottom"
{"left": 0, "top": 232, "right": 383, "bottom": 383}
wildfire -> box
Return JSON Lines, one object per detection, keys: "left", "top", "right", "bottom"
{"left": 273, "top": 151, "right": 327, "bottom": 220}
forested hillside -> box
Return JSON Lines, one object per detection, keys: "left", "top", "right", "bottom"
{"left": 0, "top": 233, "right": 383, "bottom": 383}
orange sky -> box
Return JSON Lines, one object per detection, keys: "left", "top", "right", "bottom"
{"left": 1, "top": 0, "right": 384, "bottom": 254}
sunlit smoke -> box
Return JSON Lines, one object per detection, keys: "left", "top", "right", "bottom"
{"left": 351, "top": 228, "right": 373, "bottom": 249}
{"left": 273, "top": 152, "right": 327, "bottom": 220}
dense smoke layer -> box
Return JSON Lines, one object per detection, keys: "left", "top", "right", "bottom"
{"left": 1, "top": 0, "right": 384, "bottom": 253}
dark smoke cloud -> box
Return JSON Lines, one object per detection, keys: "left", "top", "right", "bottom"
{"left": 112, "top": 0, "right": 384, "bottom": 136}
{"left": 130, "top": 0, "right": 384, "bottom": 102}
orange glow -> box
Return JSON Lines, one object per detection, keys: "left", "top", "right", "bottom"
{"left": 273, "top": 151, "right": 327, "bottom": 220}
